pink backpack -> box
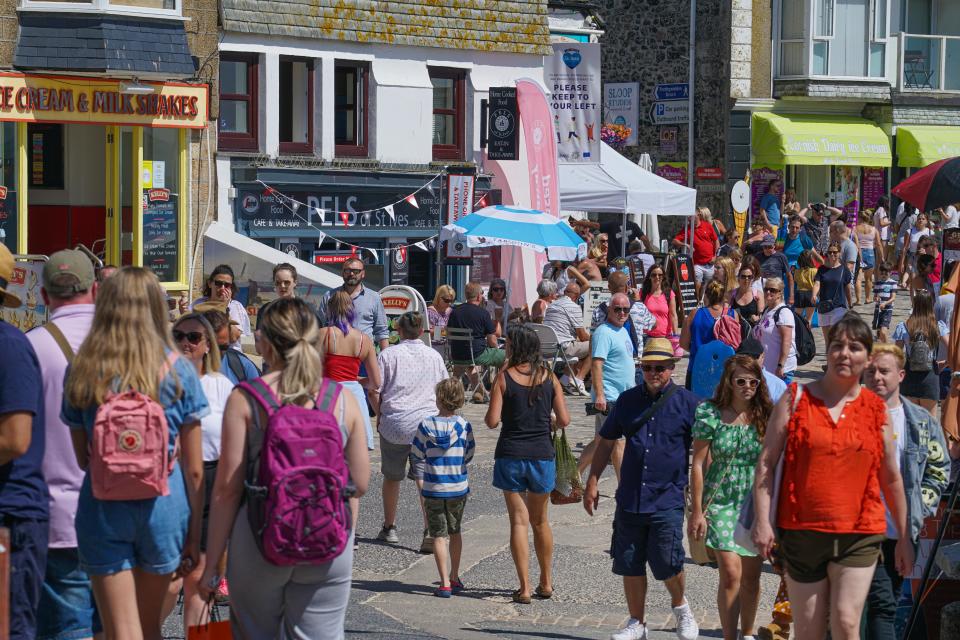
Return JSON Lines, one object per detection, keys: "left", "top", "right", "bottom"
{"left": 90, "top": 352, "right": 180, "bottom": 501}
{"left": 238, "top": 377, "right": 354, "bottom": 566}
{"left": 713, "top": 304, "right": 743, "bottom": 350}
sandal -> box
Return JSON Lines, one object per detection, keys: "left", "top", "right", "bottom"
{"left": 535, "top": 585, "right": 553, "bottom": 599}
{"left": 511, "top": 589, "right": 532, "bottom": 604}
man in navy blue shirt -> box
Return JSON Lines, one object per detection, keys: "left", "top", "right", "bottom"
{"left": 0, "top": 245, "right": 49, "bottom": 639}
{"left": 583, "top": 338, "right": 700, "bottom": 640}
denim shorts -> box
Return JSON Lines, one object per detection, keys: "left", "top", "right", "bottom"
{"left": 492, "top": 458, "right": 556, "bottom": 494}
{"left": 75, "top": 464, "right": 189, "bottom": 576}
{"left": 861, "top": 248, "right": 876, "bottom": 270}
{"left": 873, "top": 305, "right": 894, "bottom": 330}
{"left": 610, "top": 507, "right": 684, "bottom": 580}
{"left": 38, "top": 548, "right": 102, "bottom": 640}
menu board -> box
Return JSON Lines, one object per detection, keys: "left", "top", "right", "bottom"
{"left": 861, "top": 167, "right": 886, "bottom": 211}
{"left": 670, "top": 253, "right": 698, "bottom": 322}
{"left": 0, "top": 187, "right": 16, "bottom": 252}
{"left": 142, "top": 189, "right": 178, "bottom": 282}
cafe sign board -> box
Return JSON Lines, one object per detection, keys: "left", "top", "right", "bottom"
{"left": 0, "top": 73, "right": 208, "bottom": 129}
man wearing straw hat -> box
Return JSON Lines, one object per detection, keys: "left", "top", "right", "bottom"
{"left": 0, "top": 243, "right": 49, "bottom": 639}
{"left": 583, "top": 337, "right": 700, "bottom": 640}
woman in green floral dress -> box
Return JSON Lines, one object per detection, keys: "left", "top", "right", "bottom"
{"left": 689, "top": 354, "right": 772, "bottom": 640}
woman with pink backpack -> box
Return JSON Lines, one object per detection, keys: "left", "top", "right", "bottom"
{"left": 62, "top": 267, "right": 209, "bottom": 640}
{"left": 199, "top": 297, "right": 370, "bottom": 638}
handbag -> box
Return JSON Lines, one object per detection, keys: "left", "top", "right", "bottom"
{"left": 816, "top": 298, "right": 837, "bottom": 314}
{"left": 187, "top": 598, "right": 232, "bottom": 640}
{"left": 687, "top": 426, "right": 740, "bottom": 566}
{"left": 550, "top": 429, "right": 584, "bottom": 505}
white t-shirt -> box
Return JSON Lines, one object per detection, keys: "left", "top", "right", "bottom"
{"left": 200, "top": 372, "right": 235, "bottom": 462}
{"left": 944, "top": 205, "right": 960, "bottom": 230}
{"left": 885, "top": 404, "right": 906, "bottom": 539}
{"left": 874, "top": 207, "right": 890, "bottom": 241}
{"left": 754, "top": 303, "right": 797, "bottom": 374}
{"left": 908, "top": 227, "right": 933, "bottom": 253}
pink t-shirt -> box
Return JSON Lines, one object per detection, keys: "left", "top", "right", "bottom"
{"left": 642, "top": 290, "right": 673, "bottom": 338}
{"left": 26, "top": 304, "right": 94, "bottom": 548}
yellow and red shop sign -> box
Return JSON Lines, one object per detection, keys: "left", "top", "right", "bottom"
{"left": 0, "top": 73, "right": 208, "bottom": 129}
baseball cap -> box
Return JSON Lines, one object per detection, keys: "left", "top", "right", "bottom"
{"left": 43, "top": 250, "right": 95, "bottom": 297}
{"left": 0, "top": 243, "right": 21, "bottom": 308}
{"left": 760, "top": 234, "right": 776, "bottom": 247}
{"left": 736, "top": 336, "right": 764, "bottom": 358}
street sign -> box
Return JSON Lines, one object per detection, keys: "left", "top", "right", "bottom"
{"left": 650, "top": 101, "right": 689, "bottom": 124}
{"left": 655, "top": 83, "right": 689, "bottom": 101}
{"left": 696, "top": 167, "right": 723, "bottom": 180}
{"left": 487, "top": 87, "right": 518, "bottom": 161}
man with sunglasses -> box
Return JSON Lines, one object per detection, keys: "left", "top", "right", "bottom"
{"left": 584, "top": 337, "right": 700, "bottom": 640}
{"left": 317, "top": 257, "right": 389, "bottom": 351}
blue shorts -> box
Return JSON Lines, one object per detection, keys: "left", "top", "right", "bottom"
{"left": 5, "top": 516, "right": 48, "bottom": 640}
{"left": 75, "top": 465, "right": 189, "bottom": 576}
{"left": 610, "top": 507, "right": 684, "bottom": 580}
{"left": 861, "top": 249, "right": 876, "bottom": 270}
{"left": 38, "top": 548, "right": 102, "bottom": 640}
{"left": 492, "top": 458, "right": 555, "bottom": 494}
{"left": 874, "top": 305, "right": 894, "bottom": 330}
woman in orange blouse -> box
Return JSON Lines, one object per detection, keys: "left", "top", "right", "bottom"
{"left": 752, "top": 313, "right": 914, "bottom": 640}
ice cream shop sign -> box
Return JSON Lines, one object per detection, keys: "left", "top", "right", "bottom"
{"left": 0, "top": 73, "right": 207, "bottom": 128}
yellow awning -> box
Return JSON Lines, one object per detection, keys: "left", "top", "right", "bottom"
{"left": 751, "top": 112, "right": 892, "bottom": 167}
{"left": 896, "top": 125, "right": 960, "bottom": 167}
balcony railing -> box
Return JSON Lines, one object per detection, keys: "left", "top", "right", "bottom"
{"left": 898, "top": 32, "right": 960, "bottom": 92}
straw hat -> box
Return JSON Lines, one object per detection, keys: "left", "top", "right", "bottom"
{"left": 639, "top": 338, "right": 678, "bottom": 363}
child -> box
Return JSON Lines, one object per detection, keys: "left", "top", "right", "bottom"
{"left": 794, "top": 249, "right": 818, "bottom": 323}
{"left": 873, "top": 262, "right": 898, "bottom": 343}
{"left": 410, "top": 378, "right": 475, "bottom": 598}
{"left": 718, "top": 227, "right": 741, "bottom": 257}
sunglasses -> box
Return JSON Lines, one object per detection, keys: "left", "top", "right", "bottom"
{"left": 173, "top": 330, "right": 204, "bottom": 345}
{"left": 212, "top": 280, "right": 232, "bottom": 289}
{"left": 650, "top": 272, "right": 663, "bottom": 278}
{"left": 734, "top": 377, "right": 759, "bottom": 389}
{"left": 612, "top": 306, "right": 631, "bottom": 314}
{"left": 827, "top": 250, "right": 840, "bottom": 255}
{"left": 490, "top": 287, "right": 505, "bottom": 292}
{"left": 442, "top": 297, "right": 455, "bottom": 303}
{"left": 641, "top": 364, "right": 671, "bottom": 373}
{"left": 738, "top": 273, "right": 752, "bottom": 280}
{"left": 764, "top": 287, "right": 782, "bottom": 294}
{"left": 342, "top": 268, "right": 363, "bottom": 275}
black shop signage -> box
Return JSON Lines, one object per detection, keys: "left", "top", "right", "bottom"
{"left": 487, "top": 87, "right": 518, "bottom": 161}
{"left": 234, "top": 186, "right": 443, "bottom": 233}
{"left": 670, "top": 253, "right": 698, "bottom": 321}
{"left": 142, "top": 190, "right": 178, "bottom": 283}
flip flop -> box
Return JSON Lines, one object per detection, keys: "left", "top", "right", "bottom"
{"left": 535, "top": 586, "right": 553, "bottom": 599}
{"left": 511, "top": 589, "right": 531, "bottom": 604}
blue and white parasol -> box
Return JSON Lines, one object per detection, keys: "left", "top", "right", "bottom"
{"left": 441, "top": 205, "right": 587, "bottom": 262}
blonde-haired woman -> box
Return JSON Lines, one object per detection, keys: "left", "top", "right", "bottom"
{"left": 428, "top": 284, "right": 456, "bottom": 349}
{"left": 711, "top": 256, "right": 738, "bottom": 300}
{"left": 62, "top": 267, "right": 208, "bottom": 639}
{"left": 199, "top": 297, "right": 370, "bottom": 637}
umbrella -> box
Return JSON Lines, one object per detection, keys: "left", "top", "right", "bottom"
{"left": 441, "top": 205, "right": 587, "bottom": 262}
{"left": 891, "top": 156, "right": 960, "bottom": 211}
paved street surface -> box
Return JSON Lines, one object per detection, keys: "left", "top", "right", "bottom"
{"left": 162, "top": 295, "right": 915, "bottom": 639}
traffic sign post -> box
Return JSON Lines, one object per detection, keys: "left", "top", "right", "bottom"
{"left": 650, "top": 101, "right": 689, "bottom": 125}
{"left": 655, "top": 83, "right": 689, "bottom": 101}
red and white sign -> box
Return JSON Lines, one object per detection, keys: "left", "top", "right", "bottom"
{"left": 148, "top": 188, "right": 170, "bottom": 202}
{"left": 446, "top": 173, "right": 475, "bottom": 259}
{"left": 696, "top": 167, "right": 723, "bottom": 180}
{"left": 312, "top": 251, "right": 356, "bottom": 265}
{"left": 516, "top": 79, "right": 560, "bottom": 217}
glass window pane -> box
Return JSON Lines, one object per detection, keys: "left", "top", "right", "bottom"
{"left": 111, "top": 0, "right": 176, "bottom": 8}
{"left": 816, "top": 0, "right": 835, "bottom": 37}
{"left": 874, "top": 0, "right": 887, "bottom": 37}
{"left": 946, "top": 38, "right": 960, "bottom": 90}
{"left": 335, "top": 66, "right": 362, "bottom": 146}
{"left": 869, "top": 42, "right": 885, "bottom": 76}
{"left": 432, "top": 78, "right": 454, "bottom": 109}
{"left": 813, "top": 41, "right": 829, "bottom": 74}
{"left": 220, "top": 100, "right": 248, "bottom": 134}
{"left": 278, "top": 60, "right": 309, "bottom": 144}
{"left": 0, "top": 123, "right": 17, "bottom": 252}
{"left": 782, "top": 42, "right": 805, "bottom": 75}
{"left": 433, "top": 114, "right": 454, "bottom": 146}
{"left": 142, "top": 128, "right": 180, "bottom": 283}
{"left": 220, "top": 61, "right": 248, "bottom": 95}
{"left": 781, "top": 0, "right": 804, "bottom": 39}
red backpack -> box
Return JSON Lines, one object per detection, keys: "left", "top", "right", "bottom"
{"left": 713, "top": 304, "right": 743, "bottom": 350}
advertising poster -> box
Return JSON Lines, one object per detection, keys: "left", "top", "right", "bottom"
{"left": 1, "top": 258, "right": 46, "bottom": 331}
{"left": 445, "top": 173, "right": 475, "bottom": 260}
{"left": 861, "top": 167, "right": 887, "bottom": 211}
{"left": 0, "top": 186, "right": 17, "bottom": 252}
{"left": 142, "top": 188, "right": 178, "bottom": 282}
{"left": 834, "top": 166, "right": 861, "bottom": 226}
{"left": 750, "top": 166, "right": 784, "bottom": 229}
{"left": 655, "top": 161, "right": 688, "bottom": 186}
{"left": 545, "top": 42, "right": 601, "bottom": 162}
{"left": 659, "top": 126, "right": 678, "bottom": 156}
{"left": 603, "top": 82, "right": 639, "bottom": 146}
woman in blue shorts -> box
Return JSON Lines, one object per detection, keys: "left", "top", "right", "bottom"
{"left": 62, "top": 267, "right": 208, "bottom": 639}
{"left": 485, "top": 325, "right": 570, "bottom": 604}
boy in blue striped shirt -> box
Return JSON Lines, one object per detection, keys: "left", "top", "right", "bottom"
{"left": 411, "top": 378, "right": 475, "bottom": 597}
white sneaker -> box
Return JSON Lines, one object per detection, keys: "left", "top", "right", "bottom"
{"left": 611, "top": 618, "right": 647, "bottom": 640}
{"left": 673, "top": 600, "right": 699, "bottom": 640}
{"left": 572, "top": 377, "right": 588, "bottom": 394}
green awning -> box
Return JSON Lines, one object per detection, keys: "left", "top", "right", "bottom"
{"left": 752, "top": 112, "right": 892, "bottom": 167}
{"left": 896, "top": 125, "right": 960, "bottom": 167}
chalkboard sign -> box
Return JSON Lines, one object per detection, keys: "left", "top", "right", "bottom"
{"left": 670, "top": 253, "right": 698, "bottom": 322}
{"left": 582, "top": 281, "right": 610, "bottom": 328}
{"left": 142, "top": 190, "right": 178, "bottom": 283}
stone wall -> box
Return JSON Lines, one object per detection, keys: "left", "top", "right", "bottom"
{"left": 599, "top": 0, "right": 731, "bottom": 231}
{"left": 0, "top": 1, "right": 15, "bottom": 68}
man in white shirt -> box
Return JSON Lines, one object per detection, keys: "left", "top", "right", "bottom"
{"left": 940, "top": 203, "right": 960, "bottom": 230}
{"left": 543, "top": 282, "right": 592, "bottom": 393}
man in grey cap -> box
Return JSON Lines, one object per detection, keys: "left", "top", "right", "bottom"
{"left": 26, "top": 249, "right": 101, "bottom": 639}
{"left": 757, "top": 234, "right": 793, "bottom": 303}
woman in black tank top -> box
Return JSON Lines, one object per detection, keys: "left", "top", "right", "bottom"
{"left": 485, "top": 325, "right": 571, "bottom": 604}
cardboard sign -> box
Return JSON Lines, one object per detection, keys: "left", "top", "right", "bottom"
{"left": 670, "top": 253, "right": 698, "bottom": 321}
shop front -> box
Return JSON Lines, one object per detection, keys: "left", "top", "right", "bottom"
{"left": 0, "top": 73, "right": 208, "bottom": 290}
{"left": 750, "top": 112, "right": 893, "bottom": 224}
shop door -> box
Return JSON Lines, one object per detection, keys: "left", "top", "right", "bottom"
{"left": 104, "top": 126, "right": 137, "bottom": 266}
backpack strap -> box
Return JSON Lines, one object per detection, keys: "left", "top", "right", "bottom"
{"left": 238, "top": 378, "right": 282, "bottom": 416}
{"left": 315, "top": 379, "right": 342, "bottom": 414}
{"left": 224, "top": 349, "right": 248, "bottom": 382}
{"left": 44, "top": 322, "right": 74, "bottom": 363}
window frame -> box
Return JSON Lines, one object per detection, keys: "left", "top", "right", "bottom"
{"left": 218, "top": 53, "right": 259, "bottom": 152}
{"left": 334, "top": 61, "right": 369, "bottom": 159}
{"left": 278, "top": 56, "right": 315, "bottom": 156}
{"left": 19, "top": 0, "right": 183, "bottom": 18}
{"left": 429, "top": 67, "right": 466, "bottom": 161}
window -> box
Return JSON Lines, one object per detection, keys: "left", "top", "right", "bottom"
{"left": 430, "top": 68, "right": 465, "bottom": 161}
{"left": 27, "top": 124, "right": 64, "bottom": 189}
{"left": 279, "top": 57, "right": 313, "bottom": 154}
{"left": 218, "top": 54, "right": 258, "bottom": 151}
{"left": 20, "top": 0, "right": 180, "bottom": 16}
{"left": 780, "top": 0, "right": 806, "bottom": 75}
{"left": 334, "top": 62, "right": 368, "bottom": 157}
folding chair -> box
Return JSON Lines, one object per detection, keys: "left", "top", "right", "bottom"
{"left": 445, "top": 327, "right": 495, "bottom": 398}
{"left": 527, "top": 322, "right": 585, "bottom": 395}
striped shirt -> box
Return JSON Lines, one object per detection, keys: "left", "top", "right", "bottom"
{"left": 411, "top": 415, "right": 475, "bottom": 499}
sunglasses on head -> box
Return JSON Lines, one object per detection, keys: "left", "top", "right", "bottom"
{"left": 612, "top": 306, "right": 631, "bottom": 314}
{"left": 641, "top": 364, "right": 671, "bottom": 373}
{"left": 173, "top": 330, "right": 204, "bottom": 345}
{"left": 212, "top": 279, "right": 232, "bottom": 289}
{"left": 734, "top": 377, "right": 759, "bottom": 389}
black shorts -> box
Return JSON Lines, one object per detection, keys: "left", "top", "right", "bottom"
{"left": 795, "top": 290, "right": 814, "bottom": 309}
{"left": 201, "top": 460, "right": 218, "bottom": 553}
{"left": 901, "top": 369, "right": 940, "bottom": 401}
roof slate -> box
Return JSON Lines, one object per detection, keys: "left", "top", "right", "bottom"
{"left": 220, "top": 0, "right": 551, "bottom": 55}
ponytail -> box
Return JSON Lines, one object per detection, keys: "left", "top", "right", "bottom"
{"left": 258, "top": 298, "right": 324, "bottom": 405}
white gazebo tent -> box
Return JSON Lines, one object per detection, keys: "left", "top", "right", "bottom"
{"left": 558, "top": 142, "right": 697, "bottom": 254}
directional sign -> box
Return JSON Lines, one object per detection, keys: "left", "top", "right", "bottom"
{"left": 655, "top": 83, "right": 689, "bottom": 101}
{"left": 650, "top": 101, "right": 689, "bottom": 124}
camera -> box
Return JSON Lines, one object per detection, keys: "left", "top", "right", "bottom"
{"left": 811, "top": 203, "right": 826, "bottom": 213}
{"left": 585, "top": 403, "right": 609, "bottom": 416}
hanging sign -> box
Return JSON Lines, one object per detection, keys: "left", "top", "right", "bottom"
{"left": 545, "top": 42, "right": 601, "bottom": 162}
{"left": 445, "top": 173, "right": 475, "bottom": 260}
{"left": 603, "top": 82, "right": 639, "bottom": 146}
{"left": 487, "top": 87, "right": 518, "bottom": 161}
{"left": 389, "top": 243, "right": 409, "bottom": 285}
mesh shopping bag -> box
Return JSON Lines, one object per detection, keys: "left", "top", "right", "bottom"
{"left": 550, "top": 429, "right": 584, "bottom": 505}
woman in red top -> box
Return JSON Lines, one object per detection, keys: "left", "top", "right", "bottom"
{"left": 752, "top": 313, "right": 913, "bottom": 640}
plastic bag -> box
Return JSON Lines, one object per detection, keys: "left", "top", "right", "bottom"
{"left": 187, "top": 600, "right": 232, "bottom": 640}
{"left": 550, "top": 429, "right": 584, "bottom": 505}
